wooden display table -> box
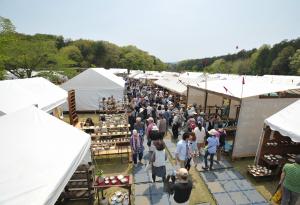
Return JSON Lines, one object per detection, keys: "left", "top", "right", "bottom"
{"left": 94, "top": 175, "right": 133, "bottom": 205}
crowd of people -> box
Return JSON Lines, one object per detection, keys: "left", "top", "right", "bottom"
{"left": 125, "top": 79, "right": 230, "bottom": 204}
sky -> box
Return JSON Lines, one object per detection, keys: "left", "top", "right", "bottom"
{"left": 1, "top": 0, "right": 300, "bottom": 62}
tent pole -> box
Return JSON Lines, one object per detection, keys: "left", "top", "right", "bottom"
{"left": 254, "top": 124, "right": 266, "bottom": 165}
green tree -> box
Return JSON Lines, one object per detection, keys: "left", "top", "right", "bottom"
{"left": 290, "top": 49, "right": 300, "bottom": 75}
{"left": 59, "top": 45, "right": 83, "bottom": 66}
{"left": 0, "top": 16, "right": 16, "bottom": 33}
{"left": 205, "top": 59, "right": 231, "bottom": 73}
{"left": 250, "top": 45, "right": 270, "bottom": 75}
{"left": 0, "top": 33, "right": 69, "bottom": 78}
{"left": 270, "top": 46, "right": 295, "bottom": 75}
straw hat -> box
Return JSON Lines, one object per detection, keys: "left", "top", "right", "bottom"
{"left": 208, "top": 129, "right": 218, "bottom": 136}
{"left": 147, "top": 117, "right": 154, "bottom": 122}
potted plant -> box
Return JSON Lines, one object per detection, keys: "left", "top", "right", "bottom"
{"left": 95, "top": 169, "right": 104, "bottom": 183}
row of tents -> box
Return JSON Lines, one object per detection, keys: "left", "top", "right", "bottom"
{"left": 1, "top": 67, "right": 300, "bottom": 204}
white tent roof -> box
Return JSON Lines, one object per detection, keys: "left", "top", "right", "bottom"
{"left": 0, "top": 106, "right": 91, "bottom": 205}
{"left": 154, "top": 77, "right": 187, "bottom": 95}
{"left": 265, "top": 100, "right": 300, "bottom": 142}
{"left": 60, "top": 68, "right": 125, "bottom": 110}
{"left": 190, "top": 76, "right": 300, "bottom": 99}
{"left": 154, "top": 76, "right": 206, "bottom": 95}
{"left": 61, "top": 68, "right": 125, "bottom": 89}
{"left": 179, "top": 72, "right": 204, "bottom": 79}
{"left": 0, "top": 77, "right": 67, "bottom": 115}
{"left": 0, "top": 80, "right": 37, "bottom": 115}
{"left": 109, "top": 68, "right": 128, "bottom": 74}
{"left": 263, "top": 75, "right": 300, "bottom": 85}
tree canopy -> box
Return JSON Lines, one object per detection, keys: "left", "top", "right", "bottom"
{"left": 173, "top": 39, "right": 300, "bottom": 76}
{"left": 0, "top": 16, "right": 166, "bottom": 81}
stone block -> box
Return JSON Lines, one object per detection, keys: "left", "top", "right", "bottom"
{"left": 207, "top": 181, "right": 225, "bottom": 193}
{"left": 200, "top": 172, "right": 217, "bottom": 182}
{"left": 151, "top": 193, "right": 170, "bottom": 205}
{"left": 149, "top": 182, "right": 164, "bottom": 195}
{"left": 229, "top": 191, "right": 250, "bottom": 204}
{"left": 214, "top": 171, "right": 231, "bottom": 181}
{"left": 135, "top": 195, "right": 152, "bottom": 205}
{"left": 234, "top": 179, "right": 254, "bottom": 191}
{"left": 135, "top": 183, "right": 151, "bottom": 196}
{"left": 220, "top": 180, "right": 240, "bottom": 192}
{"left": 243, "top": 190, "right": 266, "bottom": 203}
{"left": 134, "top": 173, "right": 150, "bottom": 184}
{"left": 213, "top": 192, "right": 235, "bottom": 205}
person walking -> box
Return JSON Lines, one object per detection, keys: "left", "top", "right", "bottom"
{"left": 130, "top": 129, "right": 144, "bottom": 167}
{"left": 134, "top": 117, "right": 145, "bottom": 138}
{"left": 157, "top": 113, "right": 167, "bottom": 138}
{"left": 172, "top": 111, "right": 180, "bottom": 140}
{"left": 175, "top": 132, "right": 191, "bottom": 168}
{"left": 194, "top": 123, "right": 206, "bottom": 156}
{"left": 166, "top": 168, "right": 193, "bottom": 205}
{"left": 280, "top": 155, "right": 300, "bottom": 205}
{"left": 151, "top": 140, "right": 167, "bottom": 183}
{"left": 202, "top": 129, "right": 219, "bottom": 170}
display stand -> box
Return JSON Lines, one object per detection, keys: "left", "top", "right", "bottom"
{"left": 68, "top": 90, "right": 78, "bottom": 126}
{"left": 63, "top": 164, "right": 95, "bottom": 205}
{"left": 251, "top": 126, "right": 300, "bottom": 180}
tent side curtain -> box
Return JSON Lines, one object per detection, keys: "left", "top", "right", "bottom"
{"left": 264, "top": 100, "right": 300, "bottom": 142}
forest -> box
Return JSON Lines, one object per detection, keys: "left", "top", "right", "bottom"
{"left": 0, "top": 16, "right": 166, "bottom": 81}
{"left": 173, "top": 39, "right": 300, "bottom": 76}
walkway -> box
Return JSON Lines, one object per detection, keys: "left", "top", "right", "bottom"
{"left": 164, "top": 138, "right": 270, "bottom": 205}
{"left": 133, "top": 138, "right": 177, "bottom": 205}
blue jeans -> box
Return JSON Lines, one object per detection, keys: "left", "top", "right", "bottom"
{"left": 281, "top": 186, "right": 300, "bottom": 205}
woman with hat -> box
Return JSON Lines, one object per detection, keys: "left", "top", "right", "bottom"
{"left": 202, "top": 129, "right": 219, "bottom": 170}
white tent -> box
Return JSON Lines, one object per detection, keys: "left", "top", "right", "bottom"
{"left": 0, "top": 106, "right": 91, "bottom": 205}
{"left": 61, "top": 68, "right": 125, "bottom": 111}
{"left": 265, "top": 100, "right": 300, "bottom": 142}
{"left": 0, "top": 77, "right": 67, "bottom": 115}
{"left": 187, "top": 76, "right": 300, "bottom": 158}
{"left": 189, "top": 76, "right": 300, "bottom": 99}
{"left": 154, "top": 77, "right": 187, "bottom": 95}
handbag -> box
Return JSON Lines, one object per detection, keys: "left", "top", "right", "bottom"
{"left": 271, "top": 184, "right": 282, "bottom": 204}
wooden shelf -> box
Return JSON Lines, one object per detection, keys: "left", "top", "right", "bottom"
{"left": 68, "top": 90, "right": 78, "bottom": 126}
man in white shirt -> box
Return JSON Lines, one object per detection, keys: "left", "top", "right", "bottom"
{"left": 175, "top": 132, "right": 191, "bottom": 168}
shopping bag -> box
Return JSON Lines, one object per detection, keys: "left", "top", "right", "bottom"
{"left": 271, "top": 186, "right": 282, "bottom": 204}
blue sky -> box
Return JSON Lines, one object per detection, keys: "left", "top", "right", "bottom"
{"left": 1, "top": 0, "right": 300, "bottom": 62}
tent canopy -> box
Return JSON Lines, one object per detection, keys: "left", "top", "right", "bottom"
{"left": 190, "top": 76, "right": 300, "bottom": 99}
{"left": 154, "top": 77, "right": 187, "bottom": 95}
{"left": 0, "top": 106, "right": 91, "bottom": 205}
{"left": 0, "top": 77, "right": 67, "bottom": 115}
{"left": 265, "top": 100, "right": 300, "bottom": 142}
{"left": 61, "top": 68, "right": 125, "bottom": 111}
